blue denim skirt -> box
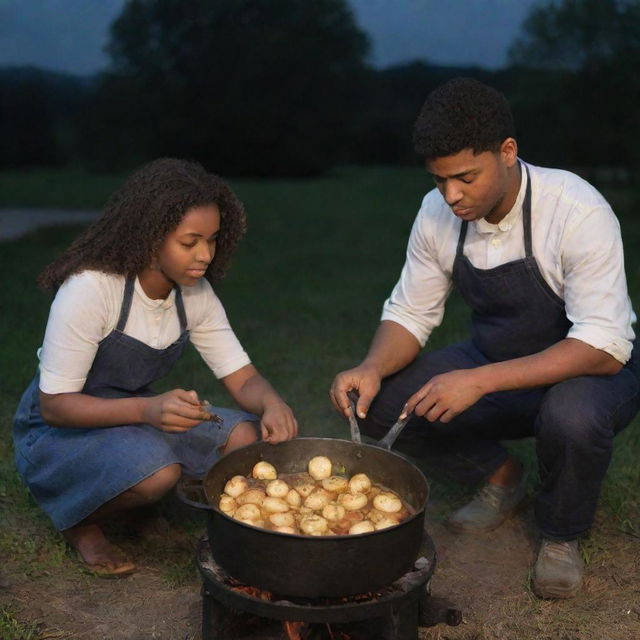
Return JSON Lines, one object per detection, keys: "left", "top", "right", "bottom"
{"left": 13, "top": 375, "right": 258, "bottom": 531}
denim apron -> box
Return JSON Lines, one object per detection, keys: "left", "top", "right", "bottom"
{"left": 359, "top": 164, "right": 639, "bottom": 539}
{"left": 453, "top": 164, "right": 571, "bottom": 361}
{"left": 13, "top": 277, "right": 257, "bottom": 531}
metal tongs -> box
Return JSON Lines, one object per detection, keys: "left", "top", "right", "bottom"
{"left": 200, "top": 400, "right": 224, "bottom": 425}
{"left": 346, "top": 391, "right": 412, "bottom": 450}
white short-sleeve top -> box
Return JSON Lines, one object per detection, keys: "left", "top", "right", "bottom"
{"left": 38, "top": 270, "right": 251, "bottom": 394}
{"left": 381, "top": 161, "right": 636, "bottom": 364}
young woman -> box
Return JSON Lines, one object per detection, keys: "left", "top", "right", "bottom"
{"left": 13, "top": 158, "right": 298, "bottom": 576}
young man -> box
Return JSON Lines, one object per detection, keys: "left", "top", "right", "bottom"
{"left": 330, "top": 77, "right": 638, "bottom": 599}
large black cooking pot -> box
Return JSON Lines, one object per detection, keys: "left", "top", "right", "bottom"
{"left": 202, "top": 436, "right": 429, "bottom": 598}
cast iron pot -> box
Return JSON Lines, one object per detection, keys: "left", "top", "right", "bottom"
{"left": 202, "top": 437, "right": 429, "bottom": 598}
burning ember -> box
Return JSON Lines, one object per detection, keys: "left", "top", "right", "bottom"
{"left": 282, "top": 621, "right": 353, "bottom": 640}
{"left": 228, "top": 580, "right": 376, "bottom": 639}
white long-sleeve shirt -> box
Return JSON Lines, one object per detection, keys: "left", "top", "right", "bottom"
{"left": 38, "top": 270, "right": 251, "bottom": 394}
{"left": 381, "top": 161, "right": 636, "bottom": 364}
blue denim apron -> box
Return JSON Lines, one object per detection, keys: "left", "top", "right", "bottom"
{"left": 359, "top": 164, "right": 639, "bottom": 539}
{"left": 453, "top": 164, "right": 572, "bottom": 362}
{"left": 13, "top": 277, "right": 257, "bottom": 531}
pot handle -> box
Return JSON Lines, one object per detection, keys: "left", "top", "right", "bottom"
{"left": 175, "top": 474, "right": 212, "bottom": 510}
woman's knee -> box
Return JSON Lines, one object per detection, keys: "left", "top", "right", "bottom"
{"left": 221, "top": 421, "right": 259, "bottom": 454}
{"left": 128, "top": 463, "right": 182, "bottom": 503}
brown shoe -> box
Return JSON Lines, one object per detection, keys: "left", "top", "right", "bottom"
{"left": 533, "top": 539, "right": 584, "bottom": 599}
{"left": 445, "top": 472, "right": 528, "bottom": 534}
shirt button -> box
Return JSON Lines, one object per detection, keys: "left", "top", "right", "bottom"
{"left": 491, "top": 238, "right": 501, "bottom": 247}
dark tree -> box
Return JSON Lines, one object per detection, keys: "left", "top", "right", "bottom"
{"left": 83, "top": 0, "right": 370, "bottom": 176}
{"left": 508, "top": 0, "right": 640, "bottom": 179}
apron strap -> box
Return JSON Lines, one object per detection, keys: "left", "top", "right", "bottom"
{"left": 174, "top": 286, "right": 188, "bottom": 332}
{"left": 456, "top": 221, "right": 468, "bottom": 257}
{"left": 522, "top": 163, "right": 533, "bottom": 258}
{"left": 116, "top": 277, "right": 135, "bottom": 332}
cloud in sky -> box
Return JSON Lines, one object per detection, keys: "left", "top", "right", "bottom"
{"left": 350, "top": 0, "right": 540, "bottom": 69}
{"left": 0, "top": 0, "right": 540, "bottom": 76}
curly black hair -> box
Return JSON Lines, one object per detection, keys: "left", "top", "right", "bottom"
{"left": 39, "top": 158, "right": 247, "bottom": 290}
{"left": 413, "top": 77, "right": 515, "bottom": 160}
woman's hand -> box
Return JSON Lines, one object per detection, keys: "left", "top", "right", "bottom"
{"left": 142, "top": 389, "right": 211, "bottom": 433}
{"left": 221, "top": 364, "right": 299, "bottom": 445}
{"left": 260, "top": 398, "right": 298, "bottom": 444}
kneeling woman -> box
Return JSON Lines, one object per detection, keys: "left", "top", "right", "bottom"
{"left": 13, "top": 158, "right": 298, "bottom": 576}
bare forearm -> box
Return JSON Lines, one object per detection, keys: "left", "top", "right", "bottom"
{"left": 474, "top": 338, "right": 623, "bottom": 395}
{"left": 223, "top": 365, "right": 285, "bottom": 415}
{"left": 362, "top": 320, "right": 421, "bottom": 378}
{"left": 40, "top": 392, "right": 147, "bottom": 428}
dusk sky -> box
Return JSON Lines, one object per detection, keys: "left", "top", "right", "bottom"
{"left": 0, "top": 0, "right": 542, "bottom": 76}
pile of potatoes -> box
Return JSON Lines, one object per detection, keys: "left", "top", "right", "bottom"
{"left": 218, "top": 455, "right": 410, "bottom": 536}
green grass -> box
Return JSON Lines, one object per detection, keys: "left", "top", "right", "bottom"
{"left": 0, "top": 166, "right": 638, "bottom": 578}
{"left": 0, "top": 606, "right": 41, "bottom": 640}
{"left": 0, "top": 168, "right": 126, "bottom": 209}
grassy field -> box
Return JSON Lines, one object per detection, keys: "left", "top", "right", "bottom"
{"left": 1, "top": 166, "right": 639, "bottom": 638}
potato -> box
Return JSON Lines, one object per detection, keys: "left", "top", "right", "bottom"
{"left": 349, "top": 520, "right": 375, "bottom": 535}
{"left": 338, "top": 492, "right": 368, "bottom": 511}
{"left": 262, "top": 497, "right": 290, "bottom": 513}
{"left": 299, "top": 515, "right": 329, "bottom": 536}
{"left": 348, "top": 473, "right": 371, "bottom": 494}
{"left": 322, "top": 503, "right": 346, "bottom": 521}
{"left": 304, "top": 489, "right": 332, "bottom": 511}
{"left": 321, "top": 475, "right": 349, "bottom": 493}
{"left": 252, "top": 461, "right": 277, "bottom": 480}
{"left": 374, "top": 517, "right": 399, "bottom": 530}
{"left": 373, "top": 492, "right": 402, "bottom": 513}
{"left": 269, "top": 512, "right": 296, "bottom": 528}
{"left": 293, "top": 481, "right": 316, "bottom": 498}
{"left": 236, "top": 488, "right": 266, "bottom": 506}
{"left": 234, "top": 503, "right": 261, "bottom": 521}
{"left": 218, "top": 494, "right": 236, "bottom": 515}
{"left": 285, "top": 489, "right": 302, "bottom": 507}
{"left": 266, "top": 479, "right": 290, "bottom": 498}
{"left": 308, "top": 456, "right": 332, "bottom": 480}
{"left": 273, "top": 525, "right": 298, "bottom": 535}
{"left": 224, "top": 475, "right": 249, "bottom": 498}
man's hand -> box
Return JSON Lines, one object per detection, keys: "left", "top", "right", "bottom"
{"left": 142, "top": 389, "right": 210, "bottom": 433}
{"left": 330, "top": 363, "right": 382, "bottom": 420}
{"left": 260, "top": 399, "right": 298, "bottom": 444}
{"left": 404, "top": 369, "right": 486, "bottom": 423}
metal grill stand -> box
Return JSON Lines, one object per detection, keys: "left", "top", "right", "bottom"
{"left": 197, "top": 531, "right": 461, "bottom": 639}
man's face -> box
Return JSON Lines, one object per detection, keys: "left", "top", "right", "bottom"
{"left": 426, "top": 139, "right": 519, "bottom": 224}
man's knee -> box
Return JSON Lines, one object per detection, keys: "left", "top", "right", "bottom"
{"left": 535, "top": 380, "right": 613, "bottom": 450}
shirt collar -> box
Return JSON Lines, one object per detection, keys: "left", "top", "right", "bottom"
{"left": 475, "top": 160, "right": 528, "bottom": 234}
{"left": 134, "top": 276, "right": 176, "bottom": 310}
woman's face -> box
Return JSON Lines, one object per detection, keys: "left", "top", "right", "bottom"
{"left": 140, "top": 204, "right": 221, "bottom": 298}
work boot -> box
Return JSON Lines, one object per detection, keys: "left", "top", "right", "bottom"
{"left": 533, "top": 538, "right": 584, "bottom": 599}
{"left": 445, "top": 472, "right": 528, "bottom": 534}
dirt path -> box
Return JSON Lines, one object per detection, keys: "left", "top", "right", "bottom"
{"left": 0, "top": 208, "right": 99, "bottom": 241}
{"left": 2, "top": 498, "right": 639, "bottom": 640}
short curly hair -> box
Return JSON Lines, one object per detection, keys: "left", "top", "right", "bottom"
{"left": 39, "top": 158, "right": 247, "bottom": 290}
{"left": 413, "top": 77, "right": 515, "bottom": 160}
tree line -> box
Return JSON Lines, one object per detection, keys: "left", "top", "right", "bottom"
{"left": 2, "top": 0, "right": 638, "bottom": 181}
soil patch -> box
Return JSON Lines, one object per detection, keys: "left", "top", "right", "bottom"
{"left": 2, "top": 496, "right": 639, "bottom": 640}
